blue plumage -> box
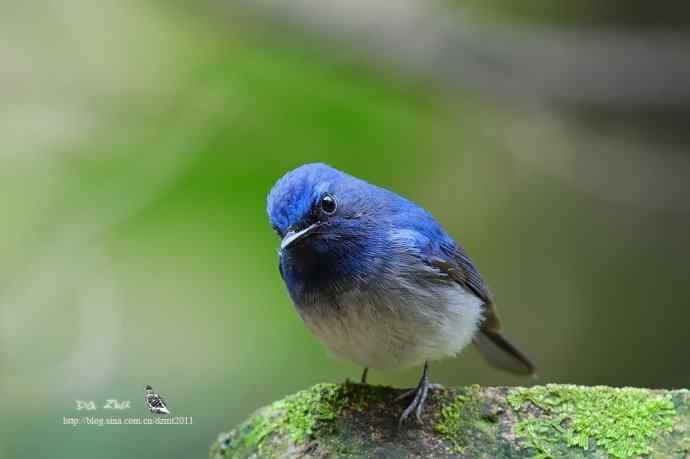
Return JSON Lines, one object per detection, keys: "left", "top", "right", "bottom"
{"left": 267, "top": 163, "right": 534, "bottom": 425}
{"left": 268, "top": 164, "right": 456, "bottom": 300}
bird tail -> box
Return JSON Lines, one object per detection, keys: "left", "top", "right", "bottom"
{"left": 473, "top": 330, "right": 536, "bottom": 376}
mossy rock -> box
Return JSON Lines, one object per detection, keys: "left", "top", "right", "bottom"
{"left": 210, "top": 382, "right": 690, "bottom": 458}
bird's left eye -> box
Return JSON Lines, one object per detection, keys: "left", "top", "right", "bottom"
{"left": 320, "top": 194, "right": 337, "bottom": 215}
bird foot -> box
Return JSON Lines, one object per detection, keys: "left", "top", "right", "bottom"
{"left": 398, "top": 379, "right": 432, "bottom": 427}
{"left": 397, "top": 362, "right": 438, "bottom": 427}
{"left": 394, "top": 383, "right": 442, "bottom": 403}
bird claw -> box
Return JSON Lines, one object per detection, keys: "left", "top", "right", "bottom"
{"left": 397, "top": 362, "right": 438, "bottom": 427}
{"left": 395, "top": 383, "right": 442, "bottom": 403}
{"left": 398, "top": 379, "right": 430, "bottom": 427}
{"left": 393, "top": 388, "right": 416, "bottom": 403}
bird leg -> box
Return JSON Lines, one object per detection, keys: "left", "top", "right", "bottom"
{"left": 360, "top": 367, "right": 369, "bottom": 384}
{"left": 397, "top": 361, "right": 434, "bottom": 427}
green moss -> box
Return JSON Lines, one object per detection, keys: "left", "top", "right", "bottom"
{"left": 281, "top": 382, "right": 348, "bottom": 442}
{"left": 435, "top": 386, "right": 487, "bottom": 453}
{"left": 507, "top": 384, "right": 677, "bottom": 458}
{"left": 678, "top": 436, "right": 690, "bottom": 455}
{"left": 436, "top": 392, "right": 469, "bottom": 451}
{"left": 215, "top": 383, "right": 348, "bottom": 457}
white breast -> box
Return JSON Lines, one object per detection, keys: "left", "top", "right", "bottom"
{"left": 298, "top": 283, "right": 483, "bottom": 370}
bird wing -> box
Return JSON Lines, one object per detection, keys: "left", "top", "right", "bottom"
{"left": 429, "top": 246, "right": 500, "bottom": 333}
{"left": 428, "top": 244, "right": 536, "bottom": 375}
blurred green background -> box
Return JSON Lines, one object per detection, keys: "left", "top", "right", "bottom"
{"left": 1, "top": 0, "right": 689, "bottom": 457}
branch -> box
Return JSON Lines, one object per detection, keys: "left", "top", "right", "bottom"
{"left": 210, "top": 382, "right": 690, "bottom": 458}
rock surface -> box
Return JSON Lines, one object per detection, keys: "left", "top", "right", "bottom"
{"left": 211, "top": 382, "right": 690, "bottom": 458}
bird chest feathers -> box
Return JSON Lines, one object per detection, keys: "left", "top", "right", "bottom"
{"left": 295, "top": 281, "right": 484, "bottom": 370}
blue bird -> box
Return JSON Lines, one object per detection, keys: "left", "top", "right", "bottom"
{"left": 267, "top": 163, "right": 535, "bottom": 425}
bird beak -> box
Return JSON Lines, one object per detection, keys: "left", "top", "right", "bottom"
{"left": 280, "top": 223, "right": 320, "bottom": 251}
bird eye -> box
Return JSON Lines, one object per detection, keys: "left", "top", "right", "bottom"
{"left": 320, "top": 194, "right": 337, "bottom": 215}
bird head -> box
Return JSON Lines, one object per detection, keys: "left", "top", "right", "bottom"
{"left": 267, "top": 163, "right": 378, "bottom": 256}
{"left": 267, "top": 163, "right": 449, "bottom": 303}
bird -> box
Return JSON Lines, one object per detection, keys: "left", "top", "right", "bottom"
{"left": 267, "top": 163, "right": 535, "bottom": 426}
{"left": 144, "top": 385, "right": 170, "bottom": 415}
